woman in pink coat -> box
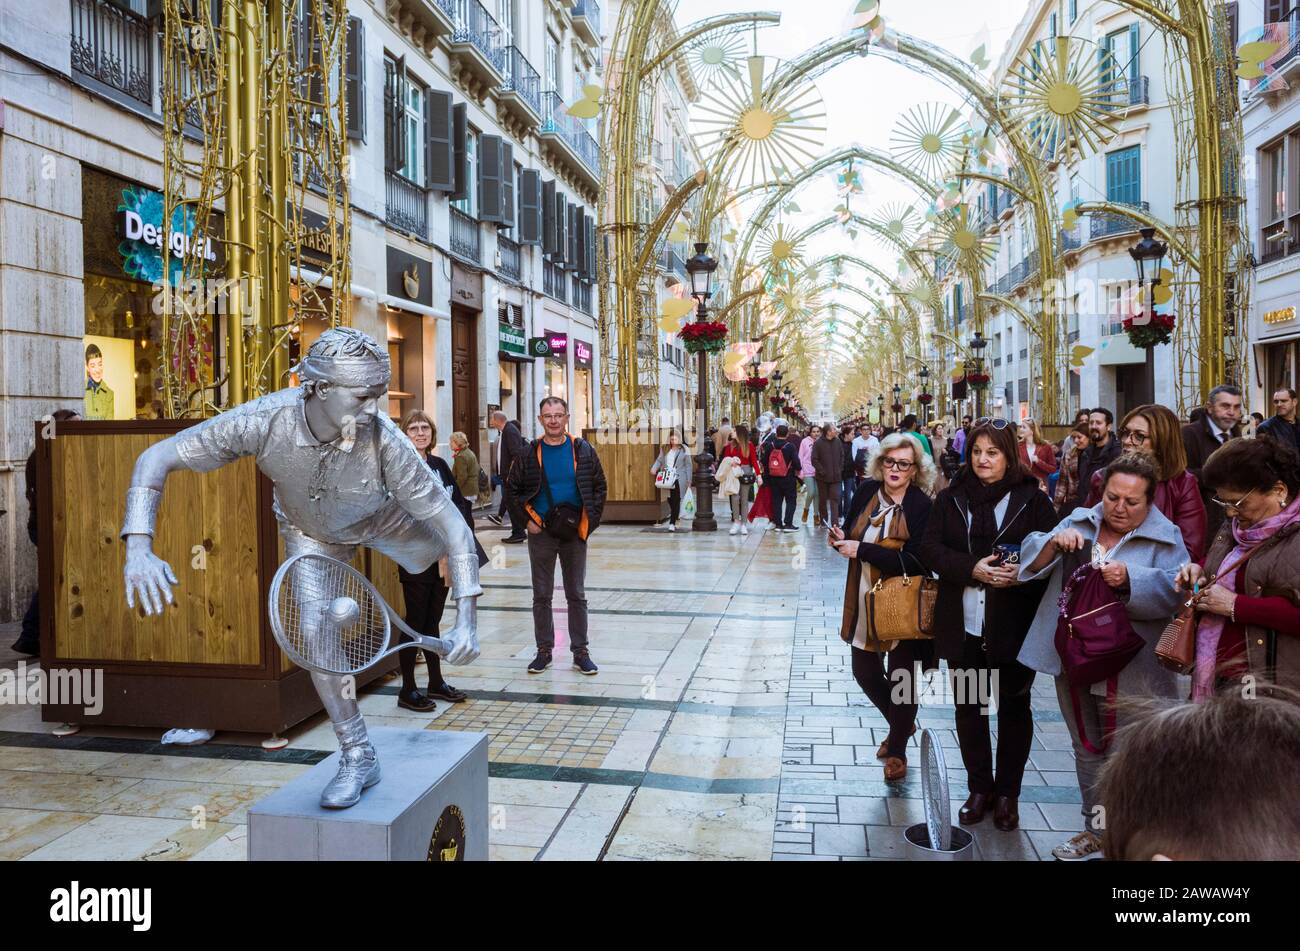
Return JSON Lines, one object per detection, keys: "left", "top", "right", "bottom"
{"left": 1017, "top": 418, "right": 1058, "bottom": 493}
{"left": 798, "top": 424, "right": 822, "bottom": 526}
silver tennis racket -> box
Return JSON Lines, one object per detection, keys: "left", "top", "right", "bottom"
{"left": 267, "top": 552, "right": 450, "bottom": 676}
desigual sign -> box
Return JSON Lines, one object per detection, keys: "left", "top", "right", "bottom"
{"left": 120, "top": 209, "right": 218, "bottom": 263}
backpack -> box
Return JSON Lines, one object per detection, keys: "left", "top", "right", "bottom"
{"left": 478, "top": 466, "right": 490, "bottom": 496}
{"left": 940, "top": 445, "right": 961, "bottom": 479}
{"left": 766, "top": 441, "right": 790, "bottom": 478}
{"left": 1053, "top": 561, "right": 1144, "bottom": 754}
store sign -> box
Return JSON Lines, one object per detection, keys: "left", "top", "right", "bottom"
{"left": 301, "top": 209, "right": 339, "bottom": 269}
{"left": 1264, "top": 306, "right": 1296, "bottom": 326}
{"left": 500, "top": 323, "right": 527, "bottom": 357}
{"left": 545, "top": 332, "right": 568, "bottom": 358}
{"left": 120, "top": 208, "right": 217, "bottom": 263}
{"left": 574, "top": 338, "right": 593, "bottom": 368}
{"left": 527, "top": 336, "right": 551, "bottom": 358}
{"left": 386, "top": 245, "right": 433, "bottom": 307}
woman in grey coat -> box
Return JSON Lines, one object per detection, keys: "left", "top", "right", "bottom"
{"left": 650, "top": 431, "right": 694, "bottom": 532}
{"left": 1016, "top": 453, "right": 1187, "bottom": 862}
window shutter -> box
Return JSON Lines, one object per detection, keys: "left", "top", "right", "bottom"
{"left": 1127, "top": 23, "right": 1140, "bottom": 84}
{"left": 425, "top": 89, "right": 454, "bottom": 191}
{"left": 554, "top": 192, "right": 568, "bottom": 264}
{"left": 451, "top": 103, "right": 468, "bottom": 201}
{"left": 572, "top": 206, "right": 584, "bottom": 273}
{"left": 1049, "top": 12, "right": 1056, "bottom": 37}
{"left": 1069, "top": 0, "right": 1077, "bottom": 23}
{"left": 479, "top": 134, "right": 504, "bottom": 222}
{"left": 584, "top": 214, "right": 595, "bottom": 279}
{"left": 519, "top": 170, "right": 542, "bottom": 244}
{"left": 345, "top": 17, "right": 365, "bottom": 141}
{"left": 566, "top": 203, "right": 578, "bottom": 268}
{"left": 542, "top": 179, "right": 557, "bottom": 254}
{"left": 501, "top": 147, "right": 516, "bottom": 229}
{"left": 383, "top": 57, "right": 407, "bottom": 174}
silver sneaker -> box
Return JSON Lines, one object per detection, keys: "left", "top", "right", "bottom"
{"left": 320, "top": 743, "right": 381, "bottom": 809}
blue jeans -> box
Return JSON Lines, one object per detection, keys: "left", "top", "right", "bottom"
{"left": 841, "top": 477, "right": 856, "bottom": 518}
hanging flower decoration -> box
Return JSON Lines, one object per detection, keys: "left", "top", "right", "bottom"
{"left": 966, "top": 371, "right": 991, "bottom": 389}
{"left": 918, "top": 393, "right": 934, "bottom": 405}
{"left": 678, "top": 321, "right": 729, "bottom": 354}
{"left": 745, "top": 376, "right": 770, "bottom": 392}
{"left": 1122, "top": 312, "right": 1176, "bottom": 348}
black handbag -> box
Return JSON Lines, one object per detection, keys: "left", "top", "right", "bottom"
{"left": 538, "top": 444, "right": 583, "bottom": 542}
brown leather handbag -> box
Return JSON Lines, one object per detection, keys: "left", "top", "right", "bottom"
{"left": 1156, "top": 546, "right": 1264, "bottom": 674}
{"left": 864, "top": 556, "right": 937, "bottom": 643}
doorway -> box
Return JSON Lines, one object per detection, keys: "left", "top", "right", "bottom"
{"left": 451, "top": 306, "right": 479, "bottom": 455}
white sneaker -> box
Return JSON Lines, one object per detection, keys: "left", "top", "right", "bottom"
{"left": 1051, "top": 830, "right": 1104, "bottom": 861}
{"left": 729, "top": 524, "right": 740, "bottom": 535}
{"left": 668, "top": 523, "right": 676, "bottom": 532}
{"left": 741, "top": 526, "right": 750, "bottom": 536}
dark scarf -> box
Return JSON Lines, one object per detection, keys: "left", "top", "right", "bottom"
{"left": 956, "top": 469, "right": 1026, "bottom": 557}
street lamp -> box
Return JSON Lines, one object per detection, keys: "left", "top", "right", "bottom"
{"left": 684, "top": 241, "right": 719, "bottom": 533}
{"left": 1129, "top": 227, "right": 1168, "bottom": 408}
{"left": 919, "top": 364, "right": 931, "bottom": 425}
{"left": 892, "top": 382, "right": 903, "bottom": 426}
{"left": 969, "top": 331, "right": 989, "bottom": 417}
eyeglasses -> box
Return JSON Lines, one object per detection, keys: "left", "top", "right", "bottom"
{"left": 1210, "top": 487, "right": 1256, "bottom": 512}
{"left": 881, "top": 458, "right": 915, "bottom": 471}
{"left": 1119, "top": 428, "right": 1150, "bottom": 444}
{"left": 972, "top": 417, "right": 1011, "bottom": 430}
{"left": 540, "top": 413, "right": 568, "bottom": 422}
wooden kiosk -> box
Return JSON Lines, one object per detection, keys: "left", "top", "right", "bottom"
{"left": 36, "top": 420, "right": 399, "bottom": 734}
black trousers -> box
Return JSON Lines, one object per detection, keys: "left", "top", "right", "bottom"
{"left": 769, "top": 477, "right": 798, "bottom": 527}
{"left": 398, "top": 571, "right": 450, "bottom": 691}
{"left": 951, "top": 634, "right": 1036, "bottom": 797}
{"left": 667, "top": 485, "right": 682, "bottom": 524}
{"left": 851, "top": 641, "right": 926, "bottom": 759}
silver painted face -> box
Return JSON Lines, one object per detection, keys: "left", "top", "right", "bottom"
{"left": 313, "top": 382, "right": 386, "bottom": 434}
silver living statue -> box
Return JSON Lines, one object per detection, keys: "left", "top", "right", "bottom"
{"left": 121, "top": 328, "right": 481, "bottom": 808}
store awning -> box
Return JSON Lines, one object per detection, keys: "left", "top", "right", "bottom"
{"left": 377, "top": 293, "right": 450, "bottom": 320}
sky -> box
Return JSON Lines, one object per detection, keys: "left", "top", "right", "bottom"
{"left": 668, "top": 0, "right": 1029, "bottom": 393}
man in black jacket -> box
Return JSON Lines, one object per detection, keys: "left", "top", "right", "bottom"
{"left": 761, "top": 423, "right": 800, "bottom": 531}
{"left": 1181, "top": 384, "right": 1243, "bottom": 541}
{"left": 491, "top": 410, "right": 528, "bottom": 542}
{"left": 507, "top": 397, "right": 607, "bottom": 675}
{"left": 1073, "top": 407, "right": 1121, "bottom": 510}
{"left": 1258, "top": 386, "right": 1299, "bottom": 454}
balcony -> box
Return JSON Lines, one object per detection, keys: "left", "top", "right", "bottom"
{"left": 662, "top": 245, "right": 686, "bottom": 279}
{"left": 498, "top": 46, "right": 542, "bottom": 128}
{"left": 1058, "top": 227, "right": 1082, "bottom": 254}
{"left": 70, "top": 0, "right": 154, "bottom": 109}
{"left": 497, "top": 234, "right": 521, "bottom": 281}
{"left": 572, "top": 277, "right": 593, "bottom": 315}
{"left": 572, "top": 0, "right": 602, "bottom": 48}
{"left": 1260, "top": 213, "right": 1300, "bottom": 265}
{"left": 450, "top": 206, "right": 480, "bottom": 263}
{"left": 1126, "top": 75, "right": 1150, "bottom": 107}
{"left": 1088, "top": 200, "right": 1150, "bottom": 241}
{"left": 449, "top": 0, "right": 505, "bottom": 90}
{"left": 386, "top": 171, "right": 429, "bottom": 241}
{"left": 674, "top": 151, "right": 692, "bottom": 186}
{"left": 391, "top": 0, "right": 457, "bottom": 42}
{"left": 993, "top": 272, "right": 1012, "bottom": 295}
{"left": 541, "top": 91, "right": 602, "bottom": 192}
{"left": 543, "top": 259, "right": 567, "bottom": 303}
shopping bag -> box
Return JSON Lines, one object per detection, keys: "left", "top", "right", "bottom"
{"left": 682, "top": 487, "right": 697, "bottom": 519}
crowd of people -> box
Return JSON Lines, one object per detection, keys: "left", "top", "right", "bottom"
{"left": 731, "top": 383, "right": 1300, "bottom": 860}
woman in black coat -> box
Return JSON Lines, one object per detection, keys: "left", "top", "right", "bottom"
{"left": 829, "top": 433, "right": 937, "bottom": 782}
{"left": 398, "top": 410, "right": 488, "bottom": 710}
{"left": 917, "top": 418, "right": 1058, "bottom": 832}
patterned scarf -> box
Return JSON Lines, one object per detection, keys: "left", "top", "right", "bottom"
{"left": 1193, "top": 492, "right": 1300, "bottom": 700}
{"left": 839, "top": 488, "right": 911, "bottom": 644}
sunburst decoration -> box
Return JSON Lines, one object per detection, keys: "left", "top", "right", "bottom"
{"left": 687, "top": 29, "right": 749, "bottom": 90}
{"left": 999, "top": 36, "right": 1128, "bottom": 162}
{"left": 902, "top": 275, "right": 941, "bottom": 310}
{"left": 693, "top": 55, "right": 828, "bottom": 189}
{"left": 890, "top": 102, "right": 967, "bottom": 181}
{"left": 934, "top": 204, "right": 997, "bottom": 271}
{"left": 767, "top": 280, "right": 825, "bottom": 331}
{"left": 871, "top": 202, "right": 919, "bottom": 247}
{"left": 755, "top": 222, "right": 806, "bottom": 278}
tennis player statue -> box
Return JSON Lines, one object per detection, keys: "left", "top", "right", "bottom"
{"left": 119, "top": 327, "right": 482, "bottom": 808}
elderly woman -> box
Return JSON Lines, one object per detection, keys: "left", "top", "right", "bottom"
{"left": 1053, "top": 423, "right": 1089, "bottom": 513}
{"left": 650, "top": 430, "right": 693, "bottom": 532}
{"left": 828, "top": 433, "right": 936, "bottom": 782}
{"left": 1084, "top": 404, "right": 1206, "bottom": 562}
{"left": 1018, "top": 453, "right": 1188, "bottom": 861}
{"left": 449, "top": 431, "right": 481, "bottom": 508}
{"left": 917, "top": 418, "right": 1059, "bottom": 832}
{"left": 1176, "top": 436, "right": 1300, "bottom": 697}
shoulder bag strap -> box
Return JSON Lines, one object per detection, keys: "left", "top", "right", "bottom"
{"left": 536, "top": 441, "right": 556, "bottom": 512}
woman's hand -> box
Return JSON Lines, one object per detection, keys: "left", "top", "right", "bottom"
{"left": 973, "top": 554, "right": 1018, "bottom": 587}
{"left": 1175, "top": 562, "right": 1208, "bottom": 593}
{"left": 832, "top": 539, "right": 860, "bottom": 559}
{"left": 827, "top": 524, "right": 844, "bottom": 548}
{"left": 526, "top": 520, "right": 542, "bottom": 536}
{"left": 1195, "top": 583, "right": 1236, "bottom": 618}
{"left": 1099, "top": 561, "right": 1128, "bottom": 589}
{"left": 1052, "top": 528, "right": 1087, "bottom": 553}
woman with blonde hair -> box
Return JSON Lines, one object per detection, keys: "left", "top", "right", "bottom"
{"left": 1017, "top": 417, "right": 1058, "bottom": 494}
{"left": 828, "top": 433, "right": 938, "bottom": 782}
{"left": 449, "top": 431, "right": 481, "bottom": 508}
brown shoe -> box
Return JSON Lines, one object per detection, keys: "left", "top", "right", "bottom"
{"left": 959, "top": 792, "right": 991, "bottom": 825}
{"left": 875, "top": 722, "right": 919, "bottom": 760}
{"left": 883, "top": 756, "right": 907, "bottom": 782}
{"left": 814, "top": 516, "right": 822, "bottom": 527}
{"left": 993, "top": 795, "right": 1019, "bottom": 831}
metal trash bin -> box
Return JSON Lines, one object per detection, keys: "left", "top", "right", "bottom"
{"left": 904, "top": 822, "right": 975, "bottom": 860}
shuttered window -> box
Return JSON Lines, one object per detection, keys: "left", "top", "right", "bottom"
{"left": 479, "top": 134, "right": 505, "bottom": 222}
{"left": 501, "top": 146, "right": 516, "bottom": 229}
{"left": 542, "top": 179, "right": 557, "bottom": 254}
{"left": 554, "top": 191, "right": 568, "bottom": 264}
{"left": 519, "top": 170, "right": 542, "bottom": 244}
{"left": 1106, "top": 145, "right": 1141, "bottom": 206}
{"left": 453, "top": 129, "right": 478, "bottom": 218}
{"left": 450, "top": 103, "right": 469, "bottom": 202}
{"left": 425, "top": 90, "right": 454, "bottom": 191}
{"left": 383, "top": 55, "right": 408, "bottom": 174}
{"left": 345, "top": 16, "right": 365, "bottom": 141}
{"left": 584, "top": 214, "right": 596, "bottom": 279}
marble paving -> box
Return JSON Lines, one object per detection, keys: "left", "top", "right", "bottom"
{"left": 0, "top": 500, "right": 1083, "bottom": 861}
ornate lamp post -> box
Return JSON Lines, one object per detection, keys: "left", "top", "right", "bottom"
{"left": 892, "top": 383, "right": 903, "bottom": 426}
{"left": 968, "top": 331, "right": 989, "bottom": 417}
{"left": 876, "top": 392, "right": 885, "bottom": 427}
{"left": 685, "top": 242, "right": 719, "bottom": 532}
{"left": 1128, "top": 227, "right": 1168, "bottom": 409}
{"left": 918, "top": 364, "right": 931, "bottom": 425}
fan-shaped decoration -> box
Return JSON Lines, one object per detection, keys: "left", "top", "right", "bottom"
{"left": 890, "top": 102, "right": 967, "bottom": 181}
{"left": 687, "top": 29, "right": 748, "bottom": 90}
{"left": 935, "top": 204, "right": 997, "bottom": 271}
{"left": 999, "top": 36, "right": 1128, "bottom": 162}
{"left": 693, "top": 55, "right": 828, "bottom": 189}
{"left": 869, "top": 202, "right": 918, "bottom": 249}
{"left": 766, "top": 280, "right": 824, "bottom": 332}
{"left": 903, "top": 275, "right": 941, "bottom": 310}
{"left": 755, "top": 222, "right": 806, "bottom": 278}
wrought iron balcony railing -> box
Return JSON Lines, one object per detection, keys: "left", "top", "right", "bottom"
{"left": 1088, "top": 200, "right": 1150, "bottom": 241}
{"left": 543, "top": 259, "right": 567, "bottom": 302}
{"left": 386, "top": 171, "right": 428, "bottom": 241}
{"left": 500, "top": 45, "right": 541, "bottom": 115}
{"left": 450, "top": 206, "right": 480, "bottom": 262}
{"left": 498, "top": 234, "right": 521, "bottom": 280}
{"left": 541, "top": 91, "right": 601, "bottom": 175}
{"left": 453, "top": 0, "right": 506, "bottom": 73}
{"left": 70, "top": 0, "right": 153, "bottom": 108}
{"left": 572, "top": 0, "right": 602, "bottom": 40}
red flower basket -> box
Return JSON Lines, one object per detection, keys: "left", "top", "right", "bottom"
{"left": 1122, "top": 312, "right": 1175, "bottom": 349}
{"left": 891, "top": 403, "right": 904, "bottom": 414}
{"left": 966, "top": 372, "right": 991, "bottom": 389}
{"left": 918, "top": 393, "right": 933, "bottom": 405}
{"left": 745, "top": 376, "right": 769, "bottom": 392}
{"left": 678, "top": 320, "right": 729, "bottom": 354}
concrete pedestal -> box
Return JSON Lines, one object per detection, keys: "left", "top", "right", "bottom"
{"left": 248, "top": 728, "right": 489, "bottom": 861}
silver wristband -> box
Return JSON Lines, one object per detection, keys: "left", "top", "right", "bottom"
{"left": 121, "top": 487, "right": 162, "bottom": 539}
{"left": 447, "top": 551, "right": 482, "bottom": 600}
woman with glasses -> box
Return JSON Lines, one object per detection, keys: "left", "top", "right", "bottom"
{"left": 917, "top": 416, "right": 1059, "bottom": 831}
{"left": 798, "top": 425, "right": 822, "bottom": 526}
{"left": 1175, "top": 437, "right": 1300, "bottom": 696}
{"left": 1017, "top": 418, "right": 1058, "bottom": 494}
{"left": 1083, "top": 404, "right": 1206, "bottom": 562}
{"left": 828, "top": 433, "right": 937, "bottom": 782}
{"left": 1018, "top": 453, "right": 1188, "bottom": 860}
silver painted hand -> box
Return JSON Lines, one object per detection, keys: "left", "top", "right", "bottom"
{"left": 123, "top": 535, "right": 178, "bottom": 616}
{"left": 441, "top": 598, "right": 480, "bottom": 665}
